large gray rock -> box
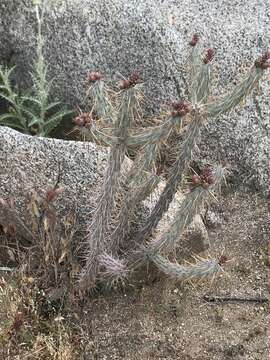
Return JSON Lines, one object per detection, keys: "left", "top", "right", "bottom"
{"left": 0, "top": 0, "right": 269, "bottom": 196}
{"left": 0, "top": 126, "right": 208, "bottom": 256}
{"left": 0, "top": 126, "right": 108, "bottom": 230}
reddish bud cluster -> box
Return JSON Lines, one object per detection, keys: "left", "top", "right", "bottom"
{"left": 203, "top": 48, "right": 215, "bottom": 64}
{"left": 191, "top": 167, "right": 214, "bottom": 189}
{"left": 200, "top": 167, "right": 214, "bottom": 184}
{"left": 254, "top": 52, "right": 270, "bottom": 69}
{"left": 191, "top": 175, "right": 201, "bottom": 185}
{"left": 119, "top": 73, "right": 141, "bottom": 89}
{"left": 218, "top": 255, "right": 228, "bottom": 266}
{"left": 87, "top": 71, "right": 103, "bottom": 83}
{"left": 73, "top": 113, "right": 93, "bottom": 127}
{"left": 189, "top": 34, "right": 199, "bottom": 47}
{"left": 171, "top": 100, "right": 190, "bottom": 117}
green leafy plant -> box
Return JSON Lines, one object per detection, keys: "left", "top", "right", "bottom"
{"left": 76, "top": 34, "right": 269, "bottom": 291}
{"left": 0, "top": 1, "right": 72, "bottom": 136}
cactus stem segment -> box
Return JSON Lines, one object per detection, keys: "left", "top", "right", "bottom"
{"left": 151, "top": 255, "right": 223, "bottom": 282}
{"left": 133, "top": 114, "right": 202, "bottom": 246}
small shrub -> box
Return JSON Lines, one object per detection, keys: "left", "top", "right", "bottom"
{"left": 0, "top": 273, "right": 80, "bottom": 359}
{"left": 0, "top": 1, "right": 72, "bottom": 136}
{"left": 0, "top": 185, "right": 79, "bottom": 287}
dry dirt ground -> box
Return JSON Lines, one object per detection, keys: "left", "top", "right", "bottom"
{"left": 1, "top": 189, "right": 270, "bottom": 359}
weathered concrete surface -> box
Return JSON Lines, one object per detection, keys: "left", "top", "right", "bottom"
{"left": 0, "top": 0, "right": 269, "bottom": 196}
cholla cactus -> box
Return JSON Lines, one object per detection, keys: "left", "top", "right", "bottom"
{"left": 80, "top": 77, "right": 141, "bottom": 288}
{"left": 78, "top": 36, "right": 269, "bottom": 290}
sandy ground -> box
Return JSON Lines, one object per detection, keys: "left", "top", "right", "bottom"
{"left": 1, "top": 189, "right": 269, "bottom": 359}
{"left": 75, "top": 190, "right": 270, "bottom": 360}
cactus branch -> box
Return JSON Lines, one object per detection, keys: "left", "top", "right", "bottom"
{"left": 133, "top": 114, "right": 202, "bottom": 246}
{"left": 147, "top": 166, "right": 225, "bottom": 255}
{"left": 190, "top": 34, "right": 202, "bottom": 81}
{"left": 189, "top": 35, "right": 214, "bottom": 105}
{"left": 80, "top": 114, "right": 185, "bottom": 150}
{"left": 191, "top": 62, "right": 212, "bottom": 104}
{"left": 108, "top": 143, "right": 160, "bottom": 250}
{"left": 126, "top": 116, "right": 179, "bottom": 148}
{"left": 80, "top": 86, "right": 139, "bottom": 286}
{"left": 87, "top": 77, "right": 113, "bottom": 123}
{"left": 189, "top": 34, "right": 213, "bottom": 105}
{"left": 121, "top": 166, "right": 225, "bottom": 276}
{"left": 151, "top": 255, "right": 222, "bottom": 282}
{"left": 107, "top": 107, "right": 189, "bottom": 250}
{"left": 205, "top": 65, "right": 265, "bottom": 117}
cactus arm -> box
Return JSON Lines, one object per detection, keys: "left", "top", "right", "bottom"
{"left": 127, "top": 115, "right": 182, "bottom": 149}
{"left": 191, "top": 62, "right": 212, "bottom": 104}
{"left": 99, "top": 86, "right": 139, "bottom": 241}
{"left": 189, "top": 33, "right": 215, "bottom": 105}
{"left": 82, "top": 119, "right": 173, "bottom": 148}
{"left": 123, "top": 166, "right": 224, "bottom": 275}
{"left": 190, "top": 35, "right": 202, "bottom": 82}
{"left": 147, "top": 166, "right": 225, "bottom": 255}
{"left": 151, "top": 255, "right": 222, "bottom": 281}
{"left": 133, "top": 114, "right": 202, "bottom": 246}
{"left": 83, "top": 114, "right": 183, "bottom": 149}
{"left": 108, "top": 143, "right": 160, "bottom": 249}
{"left": 80, "top": 145, "right": 126, "bottom": 287}
{"left": 150, "top": 186, "right": 205, "bottom": 254}
{"left": 205, "top": 66, "right": 264, "bottom": 117}
{"left": 107, "top": 110, "right": 187, "bottom": 249}
{"left": 80, "top": 125, "right": 115, "bottom": 146}
{"left": 80, "top": 86, "right": 139, "bottom": 286}
{"left": 89, "top": 79, "right": 113, "bottom": 123}
{"left": 189, "top": 34, "right": 207, "bottom": 103}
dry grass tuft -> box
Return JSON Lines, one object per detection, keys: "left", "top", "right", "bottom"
{"left": 0, "top": 187, "right": 86, "bottom": 359}
{"left": 0, "top": 273, "right": 81, "bottom": 360}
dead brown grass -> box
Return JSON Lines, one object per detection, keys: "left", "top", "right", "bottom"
{"left": 0, "top": 272, "right": 80, "bottom": 360}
